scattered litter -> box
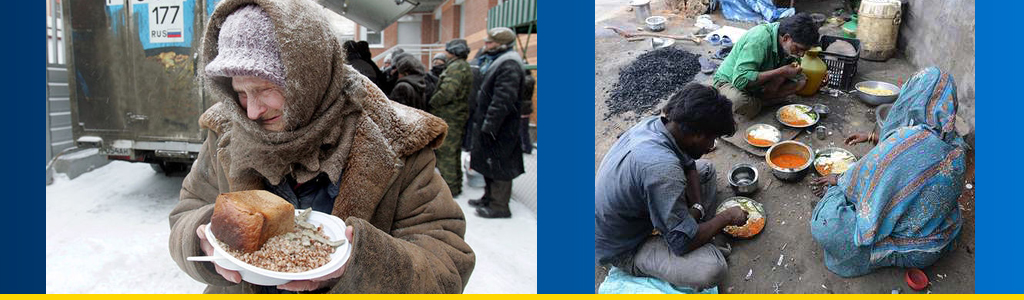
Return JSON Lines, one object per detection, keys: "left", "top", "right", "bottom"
{"left": 777, "top": 254, "right": 784, "bottom": 266}
{"left": 745, "top": 269, "right": 753, "bottom": 281}
{"left": 773, "top": 282, "right": 782, "bottom": 294}
{"left": 727, "top": 286, "right": 735, "bottom": 293}
{"left": 927, "top": 290, "right": 932, "bottom": 294}
{"left": 753, "top": 255, "right": 761, "bottom": 261}
{"left": 821, "top": 284, "right": 828, "bottom": 290}
{"left": 966, "top": 183, "right": 973, "bottom": 190}
{"left": 937, "top": 273, "right": 946, "bottom": 279}
{"left": 780, "top": 242, "right": 788, "bottom": 251}
{"left": 781, "top": 221, "right": 786, "bottom": 226}
{"left": 892, "top": 289, "right": 900, "bottom": 294}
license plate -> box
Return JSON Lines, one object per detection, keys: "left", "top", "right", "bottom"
{"left": 103, "top": 147, "right": 131, "bottom": 156}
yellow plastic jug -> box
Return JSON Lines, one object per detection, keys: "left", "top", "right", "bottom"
{"left": 797, "top": 47, "right": 826, "bottom": 97}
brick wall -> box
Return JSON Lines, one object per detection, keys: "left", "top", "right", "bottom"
{"left": 439, "top": 2, "right": 460, "bottom": 42}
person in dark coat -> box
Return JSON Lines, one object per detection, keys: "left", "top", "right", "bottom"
{"left": 343, "top": 40, "right": 379, "bottom": 85}
{"left": 462, "top": 53, "right": 484, "bottom": 151}
{"left": 519, "top": 70, "right": 535, "bottom": 154}
{"left": 389, "top": 53, "right": 433, "bottom": 111}
{"left": 468, "top": 27, "right": 526, "bottom": 218}
{"left": 378, "top": 48, "right": 404, "bottom": 95}
{"left": 355, "top": 40, "right": 384, "bottom": 85}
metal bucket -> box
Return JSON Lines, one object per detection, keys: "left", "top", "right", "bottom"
{"left": 729, "top": 163, "right": 759, "bottom": 196}
{"left": 765, "top": 141, "right": 814, "bottom": 182}
{"left": 630, "top": 0, "right": 652, "bottom": 24}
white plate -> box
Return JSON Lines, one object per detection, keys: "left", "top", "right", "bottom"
{"left": 204, "top": 210, "right": 352, "bottom": 286}
{"left": 745, "top": 124, "right": 781, "bottom": 148}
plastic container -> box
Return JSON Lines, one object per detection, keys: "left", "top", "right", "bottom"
{"left": 797, "top": 46, "right": 827, "bottom": 96}
{"left": 857, "top": 0, "right": 902, "bottom": 61}
{"left": 905, "top": 268, "right": 929, "bottom": 291}
{"left": 842, "top": 15, "right": 858, "bottom": 38}
{"left": 204, "top": 210, "right": 352, "bottom": 286}
{"left": 820, "top": 35, "right": 861, "bottom": 90}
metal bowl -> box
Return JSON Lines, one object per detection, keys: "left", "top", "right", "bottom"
{"left": 813, "top": 104, "right": 830, "bottom": 120}
{"left": 765, "top": 141, "right": 814, "bottom": 182}
{"left": 745, "top": 124, "right": 781, "bottom": 148}
{"left": 813, "top": 147, "right": 857, "bottom": 176}
{"left": 875, "top": 103, "right": 892, "bottom": 133}
{"left": 853, "top": 81, "right": 900, "bottom": 106}
{"left": 645, "top": 16, "right": 666, "bottom": 32}
{"left": 810, "top": 13, "right": 827, "bottom": 28}
{"left": 776, "top": 104, "right": 819, "bottom": 128}
{"left": 729, "top": 163, "right": 759, "bottom": 196}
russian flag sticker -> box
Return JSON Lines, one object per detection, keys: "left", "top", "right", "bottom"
{"left": 167, "top": 31, "right": 182, "bottom": 38}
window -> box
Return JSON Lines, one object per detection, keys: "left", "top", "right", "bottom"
{"left": 360, "top": 26, "right": 383, "bottom": 48}
{"left": 47, "top": 12, "right": 65, "bottom": 64}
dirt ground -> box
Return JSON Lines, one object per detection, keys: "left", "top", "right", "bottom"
{"left": 594, "top": 0, "right": 975, "bottom": 294}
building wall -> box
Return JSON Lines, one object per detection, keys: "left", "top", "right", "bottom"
{"left": 364, "top": 23, "right": 401, "bottom": 63}
{"left": 439, "top": 1, "right": 461, "bottom": 42}
{"left": 463, "top": 0, "right": 498, "bottom": 58}
{"left": 357, "top": 0, "right": 538, "bottom": 126}
{"left": 421, "top": 16, "right": 436, "bottom": 46}
{"left": 363, "top": 1, "right": 537, "bottom": 65}
{"left": 897, "top": 0, "right": 975, "bottom": 132}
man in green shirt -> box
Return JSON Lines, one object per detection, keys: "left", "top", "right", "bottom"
{"left": 712, "top": 13, "right": 819, "bottom": 119}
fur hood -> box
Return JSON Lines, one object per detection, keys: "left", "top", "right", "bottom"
{"left": 198, "top": 0, "right": 446, "bottom": 185}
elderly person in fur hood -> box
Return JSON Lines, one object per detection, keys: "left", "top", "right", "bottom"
{"left": 168, "top": 0, "right": 474, "bottom": 294}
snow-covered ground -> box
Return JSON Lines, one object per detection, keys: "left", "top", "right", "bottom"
{"left": 46, "top": 159, "right": 537, "bottom": 293}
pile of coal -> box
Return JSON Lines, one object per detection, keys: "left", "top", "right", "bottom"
{"left": 606, "top": 47, "right": 701, "bottom": 119}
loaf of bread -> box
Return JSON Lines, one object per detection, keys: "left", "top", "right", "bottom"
{"left": 210, "top": 190, "right": 295, "bottom": 253}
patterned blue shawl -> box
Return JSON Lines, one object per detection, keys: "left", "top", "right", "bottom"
{"left": 837, "top": 67, "right": 965, "bottom": 263}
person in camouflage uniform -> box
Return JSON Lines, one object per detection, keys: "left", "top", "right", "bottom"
{"left": 429, "top": 39, "right": 473, "bottom": 196}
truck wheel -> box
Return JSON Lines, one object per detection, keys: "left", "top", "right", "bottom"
{"left": 150, "top": 163, "right": 165, "bottom": 174}
{"left": 152, "top": 162, "right": 189, "bottom": 176}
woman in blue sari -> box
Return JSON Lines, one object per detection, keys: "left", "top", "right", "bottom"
{"left": 809, "top": 67, "right": 966, "bottom": 277}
